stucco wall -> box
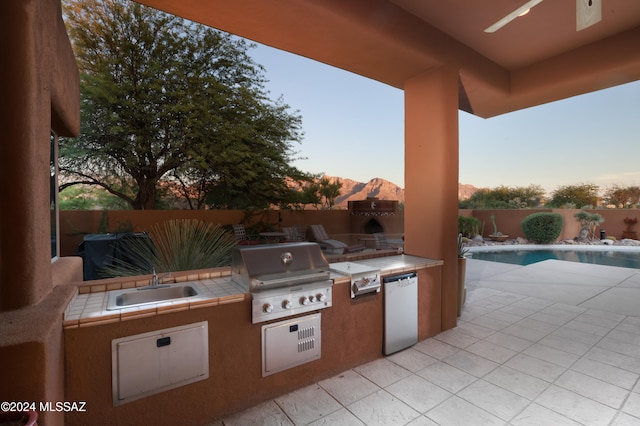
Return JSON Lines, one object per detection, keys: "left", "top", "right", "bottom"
{"left": 59, "top": 209, "right": 406, "bottom": 257}
{"left": 464, "top": 208, "right": 639, "bottom": 242}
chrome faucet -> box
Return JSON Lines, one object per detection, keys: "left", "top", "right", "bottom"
{"left": 138, "top": 268, "right": 171, "bottom": 290}
{"left": 151, "top": 269, "right": 160, "bottom": 287}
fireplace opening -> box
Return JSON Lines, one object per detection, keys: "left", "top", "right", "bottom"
{"left": 364, "top": 218, "right": 384, "bottom": 234}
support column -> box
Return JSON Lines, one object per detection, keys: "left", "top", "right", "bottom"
{"left": 404, "top": 67, "right": 459, "bottom": 331}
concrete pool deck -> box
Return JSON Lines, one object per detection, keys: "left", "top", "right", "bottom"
{"left": 467, "top": 258, "right": 640, "bottom": 317}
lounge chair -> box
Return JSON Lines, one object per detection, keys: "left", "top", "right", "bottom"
{"left": 310, "top": 224, "right": 365, "bottom": 254}
{"left": 373, "top": 233, "right": 404, "bottom": 251}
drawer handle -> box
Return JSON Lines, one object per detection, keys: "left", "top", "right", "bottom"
{"left": 156, "top": 337, "right": 171, "bottom": 347}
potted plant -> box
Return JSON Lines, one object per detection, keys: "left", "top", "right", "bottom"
{"left": 457, "top": 233, "right": 468, "bottom": 316}
{"left": 488, "top": 214, "right": 509, "bottom": 242}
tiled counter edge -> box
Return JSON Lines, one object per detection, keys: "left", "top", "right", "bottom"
{"left": 63, "top": 269, "right": 246, "bottom": 329}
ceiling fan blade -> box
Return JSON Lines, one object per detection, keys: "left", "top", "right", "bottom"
{"left": 484, "top": 0, "right": 544, "bottom": 33}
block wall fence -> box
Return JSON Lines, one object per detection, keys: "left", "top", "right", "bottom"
{"left": 59, "top": 208, "right": 640, "bottom": 257}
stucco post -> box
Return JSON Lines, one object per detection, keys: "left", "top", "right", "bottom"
{"left": 404, "top": 67, "right": 459, "bottom": 331}
{"left": 0, "top": 0, "right": 57, "bottom": 310}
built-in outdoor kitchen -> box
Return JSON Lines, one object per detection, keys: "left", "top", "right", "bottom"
{"left": 62, "top": 242, "right": 443, "bottom": 425}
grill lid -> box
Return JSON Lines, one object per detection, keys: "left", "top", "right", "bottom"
{"left": 231, "top": 242, "right": 330, "bottom": 292}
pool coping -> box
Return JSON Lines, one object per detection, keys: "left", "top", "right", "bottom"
{"left": 467, "top": 244, "right": 640, "bottom": 254}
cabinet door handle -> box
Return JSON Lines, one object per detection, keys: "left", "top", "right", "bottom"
{"left": 156, "top": 337, "right": 171, "bottom": 347}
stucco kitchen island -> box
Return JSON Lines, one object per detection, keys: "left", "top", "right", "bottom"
{"left": 63, "top": 253, "right": 442, "bottom": 425}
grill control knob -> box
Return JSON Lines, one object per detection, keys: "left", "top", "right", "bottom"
{"left": 309, "top": 295, "right": 316, "bottom": 303}
{"left": 316, "top": 293, "right": 327, "bottom": 302}
{"left": 282, "top": 300, "right": 292, "bottom": 309}
{"left": 263, "top": 303, "right": 273, "bottom": 313}
{"left": 300, "top": 296, "right": 309, "bottom": 306}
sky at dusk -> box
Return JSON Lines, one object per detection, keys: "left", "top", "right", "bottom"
{"left": 249, "top": 42, "right": 640, "bottom": 196}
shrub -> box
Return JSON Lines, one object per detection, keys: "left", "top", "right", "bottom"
{"left": 458, "top": 216, "right": 481, "bottom": 237}
{"left": 521, "top": 213, "right": 563, "bottom": 244}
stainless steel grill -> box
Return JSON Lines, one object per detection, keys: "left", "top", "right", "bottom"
{"left": 231, "top": 242, "right": 333, "bottom": 324}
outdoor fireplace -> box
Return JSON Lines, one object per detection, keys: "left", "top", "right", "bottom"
{"left": 348, "top": 198, "right": 403, "bottom": 247}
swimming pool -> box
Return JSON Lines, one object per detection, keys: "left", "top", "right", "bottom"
{"left": 469, "top": 246, "right": 640, "bottom": 269}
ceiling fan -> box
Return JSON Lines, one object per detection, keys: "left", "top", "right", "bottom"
{"left": 484, "top": 0, "right": 602, "bottom": 33}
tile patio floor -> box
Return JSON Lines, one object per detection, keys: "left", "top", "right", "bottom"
{"left": 210, "top": 259, "right": 640, "bottom": 425}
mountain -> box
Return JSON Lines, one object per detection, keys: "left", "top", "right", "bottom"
{"left": 320, "top": 176, "right": 479, "bottom": 208}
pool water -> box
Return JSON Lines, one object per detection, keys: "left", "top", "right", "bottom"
{"left": 472, "top": 249, "right": 640, "bottom": 269}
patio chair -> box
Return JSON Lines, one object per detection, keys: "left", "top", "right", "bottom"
{"left": 310, "top": 224, "right": 365, "bottom": 254}
{"left": 373, "top": 233, "right": 404, "bottom": 251}
{"left": 283, "top": 226, "right": 306, "bottom": 242}
{"left": 232, "top": 224, "right": 260, "bottom": 245}
{"left": 309, "top": 224, "right": 345, "bottom": 253}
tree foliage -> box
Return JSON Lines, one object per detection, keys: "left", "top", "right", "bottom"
{"left": 60, "top": 0, "right": 310, "bottom": 210}
{"left": 574, "top": 210, "right": 604, "bottom": 240}
{"left": 459, "top": 185, "right": 545, "bottom": 209}
{"left": 603, "top": 185, "right": 640, "bottom": 208}
{"left": 546, "top": 184, "right": 600, "bottom": 208}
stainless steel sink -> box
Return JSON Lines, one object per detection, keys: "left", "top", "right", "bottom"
{"left": 106, "top": 284, "right": 199, "bottom": 310}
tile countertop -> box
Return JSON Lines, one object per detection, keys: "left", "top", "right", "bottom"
{"left": 63, "top": 277, "right": 246, "bottom": 329}
{"left": 63, "top": 255, "right": 442, "bottom": 329}
{"left": 329, "top": 254, "right": 443, "bottom": 282}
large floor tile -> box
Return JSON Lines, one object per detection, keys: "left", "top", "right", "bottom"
{"left": 221, "top": 400, "right": 293, "bottom": 426}
{"left": 511, "top": 403, "right": 583, "bottom": 426}
{"left": 535, "top": 385, "right": 618, "bottom": 426}
{"left": 386, "top": 348, "right": 438, "bottom": 372}
{"left": 538, "top": 333, "right": 592, "bottom": 355}
{"left": 504, "top": 353, "right": 566, "bottom": 382}
{"left": 443, "top": 350, "right": 499, "bottom": 377}
{"left": 483, "top": 365, "right": 549, "bottom": 400}
{"left": 306, "top": 408, "right": 365, "bottom": 426}
{"left": 483, "top": 331, "right": 533, "bottom": 352}
{"left": 274, "top": 384, "right": 341, "bottom": 425}
{"left": 385, "top": 374, "right": 451, "bottom": 413}
{"left": 622, "top": 392, "right": 640, "bottom": 419}
{"left": 413, "top": 338, "right": 459, "bottom": 360}
{"left": 464, "top": 339, "right": 517, "bottom": 364}
{"left": 456, "top": 379, "right": 529, "bottom": 421}
{"left": 433, "top": 328, "right": 479, "bottom": 349}
{"left": 555, "top": 370, "right": 629, "bottom": 409}
{"left": 571, "top": 357, "right": 640, "bottom": 390}
{"left": 425, "top": 396, "right": 504, "bottom": 426}
{"left": 318, "top": 369, "right": 380, "bottom": 406}
{"left": 580, "top": 288, "right": 640, "bottom": 317}
{"left": 353, "top": 358, "right": 411, "bottom": 388}
{"left": 416, "top": 361, "right": 477, "bottom": 393}
{"left": 522, "top": 343, "right": 579, "bottom": 368}
{"left": 347, "top": 389, "right": 420, "bottom": 426}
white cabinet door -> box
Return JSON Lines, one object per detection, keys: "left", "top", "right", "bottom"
{"left": 112, "top": 321, "right": 209, "bottom": 405}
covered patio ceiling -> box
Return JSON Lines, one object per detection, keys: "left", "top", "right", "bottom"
{"left": 136, "top": 0, "right": 640, "bottom": 118}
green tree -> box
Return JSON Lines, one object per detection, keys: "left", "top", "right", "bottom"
{"left": 603, "top": 185, "right": 640, "bottom": 208}
{"left": 547, "top": 183, "right": 600, "bottom": 208}
{"left": 60, "top": 0, "right": 309, "bottom": 210}
{"left": 318, "top": 178, "right": 342, "bottom": 209}
{"left": 459, "top": 185, "right": 545, "bottom": 209}
{"left": 574, "top": 210, "right": 604, "bottom": 240}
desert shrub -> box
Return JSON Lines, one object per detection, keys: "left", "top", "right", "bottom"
{"left": 458, "top": 216, "right": 481, "bottom": 237}
{"left": 521, "top": 213, "right": 563, "bottom": 244}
